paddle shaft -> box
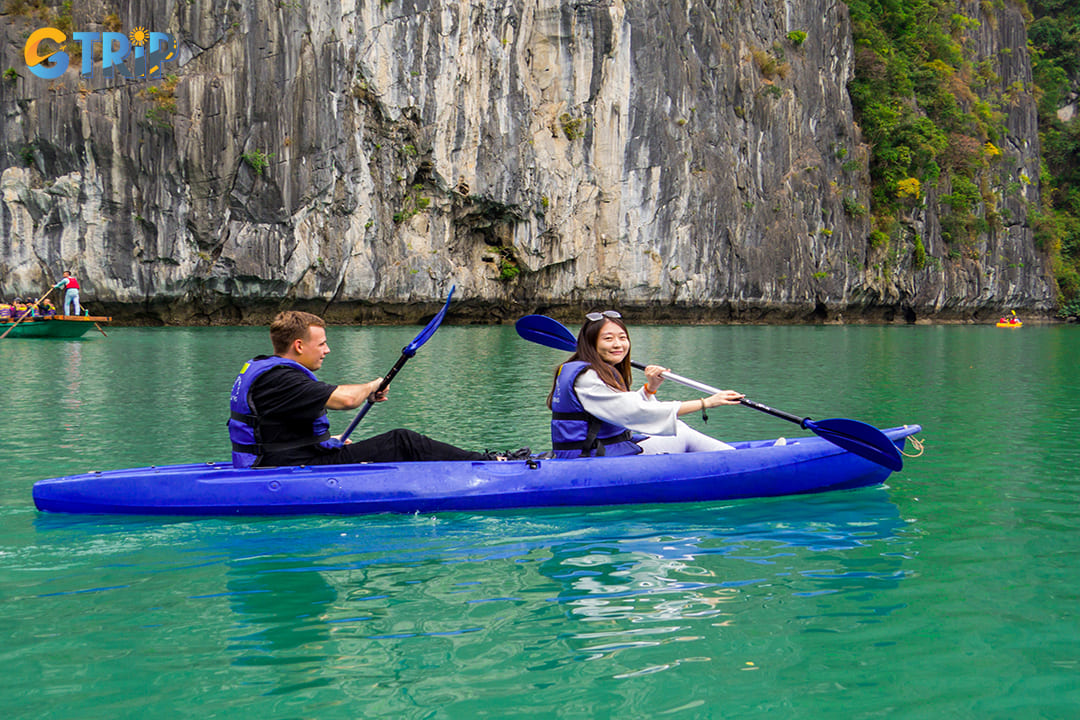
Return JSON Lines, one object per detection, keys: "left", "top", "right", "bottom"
{"left": 1, "top": 287, "right": 55, "bottom": 340}
{"left": 338, "top": 285, "right": 455, "bottom": 443}
{"left": 629, "top": 360, "right": 807, "bottom": 426}
{"left": 339, "top": 352, "right": 411, "bottom": 443}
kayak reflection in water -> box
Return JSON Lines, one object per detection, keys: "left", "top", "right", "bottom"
{"left": 228, "top": 310, "right": 520, "bottom": 467}
{"left": 547, "top": 310, "right": 750, "bottom": 459}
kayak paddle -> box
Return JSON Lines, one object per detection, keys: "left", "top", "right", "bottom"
{"left": 515, "top": 314, "right": 904, "bottom": 471}
{"left": 339, "top": 285, "right": 455, "bottom": 442}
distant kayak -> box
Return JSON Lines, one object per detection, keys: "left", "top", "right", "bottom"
{"left": 33, "top": 425, "right": 921, "bottom": 516}
{"left": 996, "top": 311, "right": 1022, "bottom": 328}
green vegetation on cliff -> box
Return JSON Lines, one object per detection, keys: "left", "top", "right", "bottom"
{"left": 847, "top": 0, "right": 1011, "bottom": 250}
{"left": 846, "top": 0, "right": 1080, "bottom": 317}
{"left": 1028, "top": 0, "right": 1080, "bottom": 317}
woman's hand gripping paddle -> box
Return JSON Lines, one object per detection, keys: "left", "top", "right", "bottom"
{"left": 339, "top": 286, "right": 455, "bottom": 442}
{"left": 514, "top": 314, "right": 903, "bottom": 471}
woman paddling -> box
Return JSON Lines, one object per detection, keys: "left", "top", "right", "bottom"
{"left": 547, "top": 310, "right": 747, "bottom": 458}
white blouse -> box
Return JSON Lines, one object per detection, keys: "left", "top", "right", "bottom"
{"left": 574, "top": 369, "right": 680, "bottom": 436}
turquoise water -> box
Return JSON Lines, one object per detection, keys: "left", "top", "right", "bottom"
{"left": 1, "top": 324, "right": 1078, "bottom": 718}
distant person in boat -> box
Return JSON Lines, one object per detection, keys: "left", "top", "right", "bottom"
{"left": 39, "top": 298, "right": 56, "bottom": 316}
{"left": 11, "top": 298, "right": 29, "bottom": 321}
{"left": 229, "top": 310, "right": 520, "bottom": 468}
{"left": 54, "top": 271, "right": 81, "bottom": 316}
{"left": 547, "top": 310, "right": 748, "bottom": 458}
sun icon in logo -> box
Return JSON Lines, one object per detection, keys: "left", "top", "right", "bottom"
{"left": 129, "top": 27, "right": 149, "bottom": 47}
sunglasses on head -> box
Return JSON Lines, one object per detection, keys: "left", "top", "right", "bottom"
{"left": 585, "top": 310, "right": 622, "bottom": 322}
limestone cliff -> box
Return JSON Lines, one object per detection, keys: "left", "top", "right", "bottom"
{"left": 0, "top": 0, "right": 1056, "bottom": 323}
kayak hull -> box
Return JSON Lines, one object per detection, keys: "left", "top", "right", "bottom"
{"left": 33, "top": 425, "right": 921, "bottom": 516}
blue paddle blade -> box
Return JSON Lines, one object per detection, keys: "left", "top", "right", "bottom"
{"left": 403, "top": 285, "right": 455, "bottom": 356}
{"left": 804, "top": 417, "right": 904, "bottom": 471}
{"left": 515, "top": 315, "right": 577, "bottom": 352}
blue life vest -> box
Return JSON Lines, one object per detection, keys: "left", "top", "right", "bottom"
{"left": 550, "top": 361, "right": 642, "bottom": 458}
{"left": 228, "top": 356, "right": 341, "bottom": 468}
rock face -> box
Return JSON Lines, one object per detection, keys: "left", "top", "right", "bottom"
{"left": 0, "top": 0, "right": 1057, "bottom": 324}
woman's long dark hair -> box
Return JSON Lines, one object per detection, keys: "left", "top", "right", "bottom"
{"left": 547, "top": 316, "right": 633, "bottom": 408}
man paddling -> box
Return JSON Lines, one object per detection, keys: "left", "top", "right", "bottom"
{"left": 229, "top": 310, "right": 516, "bottom": 467}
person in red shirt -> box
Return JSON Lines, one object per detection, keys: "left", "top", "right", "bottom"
{"left": 54, "top": 271, "right": 81, "bottom": 316}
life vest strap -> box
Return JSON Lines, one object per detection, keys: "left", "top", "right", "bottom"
{"left": 231, "top": 431, "right": 333, "bottom": 454}
{"left": 551, "top": 411, "right": 590, "bottom": 421}
{"left": 551, "top": 429, "right": 634, "bottom": 453}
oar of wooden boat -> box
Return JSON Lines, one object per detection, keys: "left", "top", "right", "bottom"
{"left": 339, "top": 285, "right": 455, "bottom": 442}
{"left": 515, "top": 314, "right": 904, "bottom": 471}
{"left": 0, "top": 286, "right": 55, "bottom": 339}
{"left": 83, "top": 304, "right": 108, "bottom": 335}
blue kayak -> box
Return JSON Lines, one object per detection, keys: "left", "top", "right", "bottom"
{"left": 32, "top": 425, "right": 920, "bottom": 516}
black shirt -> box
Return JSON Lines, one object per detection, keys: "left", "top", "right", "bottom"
{"left": 247, "top": 361, "right": 338, "bottom": 466}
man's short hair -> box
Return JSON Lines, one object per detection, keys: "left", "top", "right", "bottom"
{"left": 270, "top": 311, "right": 325, "bottom": 354}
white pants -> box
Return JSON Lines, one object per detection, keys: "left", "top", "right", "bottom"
{"left": 63, "top": 289, "right": 80, "bottom": 316}
{"left": 637, "top": 420, "right": 735, "bottom": 454}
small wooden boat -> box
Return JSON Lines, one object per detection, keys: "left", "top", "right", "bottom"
{"left": 0, "top": 315, "right": 111, "bottom": 338}
{"left": 32, "top": 425, "right": 921, "bottom": 516}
